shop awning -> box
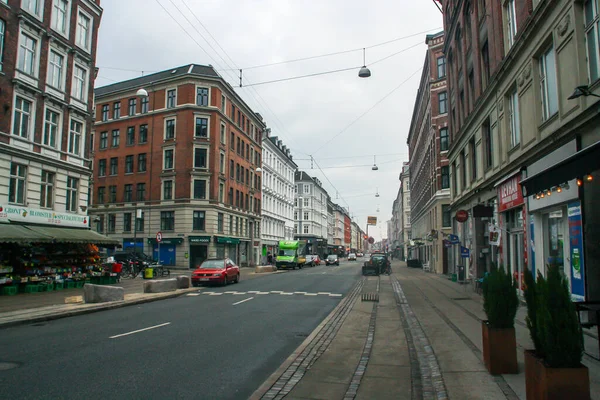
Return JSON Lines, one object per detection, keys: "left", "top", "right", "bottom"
{"left": 215, "top": 236, "right": 240, "bottom": 244}
{"left": 521, "top": 140, "right": 600, "bottom": 195}
{"left": 189, "top": 236, "right": 211, "bottom": 244}
{"left": 0, "top": 223, "right": 55, "bottom": 243}
{"left": 26, "top": 226, "right": 120, "bottom": 245}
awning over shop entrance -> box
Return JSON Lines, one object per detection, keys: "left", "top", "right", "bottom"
{"left": 215, "top": 236, "right": 240, "bottom": 244}
{"left": 0, "top": 223, "right": 54, "bottom": 243}
{"left": 26, "top": 226, "right": 120, "bottom": 245}
{"left": 521, "top": 140, "right": 600, "bottom": 195}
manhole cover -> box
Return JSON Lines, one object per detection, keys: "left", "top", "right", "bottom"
{"left": 452, "top": 297, "right": 470, "bottom": 301}
{"left": 362, "top": 293, "right": 379, "bottom": 302}
{"left": 0, "top": 362, "right": 20, "bottom": 371}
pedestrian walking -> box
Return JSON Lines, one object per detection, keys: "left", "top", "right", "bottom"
{"left": 267, "top": 252, "right": 273, "bottom": 266}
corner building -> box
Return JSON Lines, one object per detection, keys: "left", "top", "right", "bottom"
{"left": 91, "top": 64, "right": 264, "bottom": 268}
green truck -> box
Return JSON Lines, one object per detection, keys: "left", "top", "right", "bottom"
{"left": 276, "top": 240, "right": 307, "bottom": 270}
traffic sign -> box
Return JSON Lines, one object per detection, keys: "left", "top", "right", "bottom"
{"left": 156, "top": 231, "right": 163, "bottom": 243}
{"left": 455, "top": 210, "right": 469, "bottom": 223}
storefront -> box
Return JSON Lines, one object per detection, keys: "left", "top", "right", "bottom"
{"left": 214, "top": 236, "right": 240, "bottom": 264}
{"left": 189, "top": 236, "right": 211, "bottom": 269}
{"left": 147, "top": 238, "right": 183, "bottom": 266}
{"left": 122, "top": 238, "right": 144, "bottom": 253}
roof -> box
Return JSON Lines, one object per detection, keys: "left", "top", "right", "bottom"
{"left": 94, "top": 64, "right": 220, "bottom": 97}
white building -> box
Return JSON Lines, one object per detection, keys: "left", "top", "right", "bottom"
{"left": 294, "top": 170, "right": 329, "bottom": 257}
{"left": 260, "top": 132, "right": 297, "bottom": 256}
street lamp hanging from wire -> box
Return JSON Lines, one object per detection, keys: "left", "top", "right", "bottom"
{"left": 358, "top": 48, "right": 372, "bottom": 78}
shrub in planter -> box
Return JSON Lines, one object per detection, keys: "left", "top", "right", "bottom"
{"left": 481, "top": 264, "right": 519, "bottom": 375}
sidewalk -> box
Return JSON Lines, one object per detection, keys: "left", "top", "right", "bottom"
{"left": 252, "top": 261, "right": 600, "bottom": 400}
{"left": 0, "top": 267, "right": 282, "bottom": 328}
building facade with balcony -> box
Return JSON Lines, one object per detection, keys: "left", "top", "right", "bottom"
{"left": 407, "top": 31, "right": 451, "bottom": 274}
{"left": 400, "top": 162, "right": 412, "bottom": 259}
{"left": 442, "top": 0, "right": 600, "bottom": 301}
{"left": 260, "top": 131, "right": 297, "bottom": 256}
{"left": 294, "top": 170, "right": 329, "bottom": 257}
{"left": 90, "top": 64, "right": 265, "bottom": 268}
{"left": 0, "top": 0, "right": 107, "bottom": 239}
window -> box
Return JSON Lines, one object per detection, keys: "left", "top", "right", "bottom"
{"left": 438, "top": 91, "right": 448, "bottom": 114}
{"left": 165, "top": 119, "right": 175, "bottom": 139}
{"left": 111, "top": 129, "right": 120, "bottom": 147}
{"left": 303, "top": 198, "right": 309, "bottom": 207}
{"left": 237, "top": 137, "right": 241, "bottom": 154}
{"left": 229, "top": 215, "right": 233, "bottom": 234}
{"left": 220, "top": 123, "right": 226, "bottom": 144}
{"left": 219, "top": 182, "right": 224, "bottom": 203}
{"left": 123, "top": 213, "right": 132, "bottom": 232}
{"left": 110, "top": 157, "right": 118, "bottom": 175}
{"left": 220, "top": 152, "right": 225, "bottom": 173}
{"left": 460, "top": 151, "right": 467, "bottom": 191}
{"left": 540, "top": 45, "right": 558, "bottom": 120}
{"left": 220, "top": 94, "right": 226, "bottom": 113}
{"left": 9, "top": 164, "right": 27, "bottom": 204}
{"left": 0, "top": 19, "right": 4, "bottom": 72}
{"left": 141, "top": 96, "right": 149, "bottom": 113}
{"left": 47, "top": 50, "right": 64, "bottom": 89}
{"left": 65, "top": 177, "right": 78, "bottom": 212}
{"left": 228, "top": 187, "right": 233, "bottom": 205}
{"left": 40, "top": 171, "right": 54, "bottom": 208}
{"left": 160, "top": 211, "right": 175, "bottom": 231}
{"left": 230, "top": 132, "right": 235, "bottom": 149}
{"left": 51, "top": 0, "right": 69, "bottom": 34}
{"left": 124, "top": 184, "right": 133, "bottom": 202}
{"left": 98, "top": 159, "right": 106, "bottom": 177}
{"left": 236, "top": 164, "right": 240, "bottom": 181}
{"left": 139, "top": 124, "right": 148, "bottom": 143}
{"left": 97, "top": 186, "right": 105, "bottom": 203}
{"left": 236, "top": 190, "right": 240, "bottom": 207}
{"left": 125, "top": 155, "right": 134, "bottom": 173}
{"left": 303, "top": 225, "right": 309, "bottom": 234}
{"left": 304, "top": 211, "right": 309, "bottom": 220}
{"left": 113, "top": 102, "right": 121, "bottom": 119}
{"left": 99, "top": 131, "right": 108, "bottom": 149}
{"left": 136, "top": 211, "right": 145, "bottom": 231}
{"left": 439, "top": 127, "right": 449, "bottom": 151}
{"left": 163, "top": 180, "right": 173, "bottom": 200}
{"left": 197, "top": 87, "right": 209, "bottom": 106}
{"left": 218, "top": 212, "right": 224, "bottom": 233}
{"left": 441, "top": 166, "right": 450, "bottom": 189}
{"left": 164, "top": 149, "right": 174, "bottom": 169}
{"left": 481, "top": 40, "right": 490, "bottom": 89}
{"left": 506, "top": 0, "right": 517, "bottom": 48}
{"left": 72, "top": 65, "right": 87, "bottom": 101}
{"left": 230, "top": 160, "right": 234, "bottom": 179}
{"left": 294, "top": 211, "right": 298, "bottom": 220}
{"left": 101, "top": 104, "right": 109, "bottom": 121}
{"left": 18, "top": 32, "right": 37, "bottom": 75}
{"left": 194, "top": 148, "right": 207, "bottom": 168}
{"left": 195, "top": 117, "right": 208, "bottom": 137}
{"left": 508, "top": 89, "right": 520, "bottom": 147}
{"left": 96, "top": 215, "right": 104, "bottom": 233}
{"left": 166, "top": 89, "right": 176, "bottom": 108}
{"left": 470, "top": 138, "right": 477, "bottom": 182}
{"left": 109, "top": 185, "right": 117, "bottom": 203}
{"left": 585, "top": 0, "right": 600, "bottom": 82}
{"left": 452, "top": 162, "right": 457, "bottom": 196}
{"left": 193, "top": 211, "right": 206, "bottom": 231}
{"left": 43, "top": 109, "right": 59, "bottom": 147}
{"left": 136, "top": 183, "right": 146, "bottom": 201}
{"left": 128, "top": 98, "right": 136, "bottom": 116}
{"left": 68, "top": 119, "right": 82, "bottom": 155}
{"left": 76, "top": 11, "right": 91, "bottom": 50}
{"left": 437, "top": 56, "right": 446, "bottom": 78}
{"left": 138, "top": 153, "right": 147, "bottom": 172}
{"left": 442, "top": 205, "right": 452, "bottom": 227}
{"left": 245, "top": 169, "right": 249, "bottom": 186}
{"left": 483, "top": 118, "right": 492, "bottom": 169}
{"left": 126, "top": 126, "right": 135, "bottom": 145}
{"left": 304, "top": 184, "right": 309, "bottom": 194}
{"left": 13, "top": 96, "right": 32, "bottom": 138}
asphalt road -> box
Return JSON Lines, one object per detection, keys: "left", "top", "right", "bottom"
{"left": 0, "top": 259, "right": 364, "bottom": 400}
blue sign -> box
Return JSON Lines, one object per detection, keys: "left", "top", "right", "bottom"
{"left": 568, "top": 202, "right": 585, "bottom": 301}
{"left": 460, "top": 246, "right": 470, "bottom": 258}
{"left": 443, "top": 240, "right": 452, "bottom": 248}
{"left": 529, "top": 215, "right": 535, "bottom": 278}
{"left": 448, "top": 234, "right": 460, "bottom": 244}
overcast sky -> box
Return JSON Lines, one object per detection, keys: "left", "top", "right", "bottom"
{"left": 95, "top": 0, "right": 443, "bottom": 241}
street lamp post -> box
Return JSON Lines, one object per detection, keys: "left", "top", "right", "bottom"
{"left": 136, "top": 86, "right": 155, "bottom": 259}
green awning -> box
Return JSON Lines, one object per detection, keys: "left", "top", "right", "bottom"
{"left": 0, "top": 223, "right": 54, "bottom": 243}
{"left": 147, "top": 238, "right": 184, "bottom": 245}
{"left": 26, "top": 226, "right": 120, "bottom": 245}
{"left": 215, "top": 236, "right": 240, "bottom": 244}
{"left": 189, "top": 236, "right": 211, "bottom": 244}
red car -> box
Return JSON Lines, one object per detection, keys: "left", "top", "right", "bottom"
{"left": 191, "top": 258, "right": 240, "bottom": 287}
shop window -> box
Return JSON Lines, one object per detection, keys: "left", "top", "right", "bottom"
{"left": 193, "top": 211, "right": 206, "bottom": 231}
{"left": 544, "top": 209, "right": 565, "bottom": 270}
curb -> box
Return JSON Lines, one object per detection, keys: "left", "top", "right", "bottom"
{"left": 0, "top": 288, "right": 198, "bottom": 330}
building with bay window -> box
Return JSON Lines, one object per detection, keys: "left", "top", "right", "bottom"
{"left": 91, "top": 64, "right": 265, "bottom": 268}
{"left": 294, "top": 170, "right": 329, "bottom": 257}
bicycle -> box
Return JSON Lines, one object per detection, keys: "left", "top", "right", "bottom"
{"left": 152, "top": 264, "right": 171, "bottom": 278}
{"left": 120, "top": 261, "right": 146, "bottom": 279}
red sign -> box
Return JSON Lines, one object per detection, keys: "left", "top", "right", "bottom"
{"left": 455, "top": 210, "right": 469, "bottom": 223}
{"left": 497, "top": 175, "right": 524, "bottom": 212}
{"left": 368, "top": 237, "right": 375, "bottom": 244}
{"left": 156, "top": 231, "right": 163, "bottom": 243}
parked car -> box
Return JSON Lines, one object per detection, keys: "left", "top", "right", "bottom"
{"left": 357, "top": 252, "right": 364, "bottom": 257}
{"left": 191, "top": 258, "right": 240, "bottom": 286}
{"left": 305, "top": 255, "right": 320, "bottom": 267}
{"left": 326, "top": 255, "right": 339, "bottom": 266}
{"left": 362, "top": 252, "right": 390, "bottom": 276}
{"left": 314, "top": 255, "right": 322, "bottom": 265}
{"left": 348, "top": 253, "right": 357, "bottom": 261}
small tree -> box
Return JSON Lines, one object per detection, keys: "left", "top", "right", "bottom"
{"left": 536, "top": 264, "right": 583, "bottom": 368}
{"left": 482, "top": 264, "right": 519, "bottom": 329}
{"left": 524, "top": 269, "right": 542, "bottom": 352}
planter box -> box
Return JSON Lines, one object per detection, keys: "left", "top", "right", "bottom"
{"left": 525, "top": 350, "right": 590, "bottom": 400}
{"left": 482, "top": 321, "right": 518, "bottom": 375}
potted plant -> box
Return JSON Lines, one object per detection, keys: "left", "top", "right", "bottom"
{"left": 524, "top": 264, "right": 589, "bottom": 399}
{"left": 481, "top": 264, "right": 519, "bottom": 374}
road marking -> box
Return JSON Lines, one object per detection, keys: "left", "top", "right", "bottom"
{"left": 270, "top": 291, "right": 283, "bottom": 294}
{"left": 186, "top": 293, "right": 200, "bottom": 296}
{"left": 109, "top": 322, "right": 171, "bottom": 339}
{"left": 209, "top": 292, "right": 223, "bottom": 295}
{"left": 232, "top": 292, "right": 247, "bottom": 295}
{"left": 329, "top": 294, "right": 342, "bottom": 297}
{"left": 232, "top": 297, "right": 254, "bottom": 305}
{"left": 294, "top": 292, "right": 307, "bottom": 295}
{"left": 247, "top": 290, "right": 260, "bottom": 294}
{"left": 321, "top": 272, "right": 327, "bottom": 274}
{"left": 317, "top": 292, "right": 331, "bottom": 295}
{"left": 305, "top": 293, "right": 318, "bottom": 296}
{"left": 195, "top": 291, "right": 343, "bottom": 297}
{"left": 257, "top": 291, "right": 270, "bottom": 295}
{"left": 224, "top": 291, "right": 237, "bottom": 294}
{"left": 281, "top": 292, "right": 294, "bottom": 295}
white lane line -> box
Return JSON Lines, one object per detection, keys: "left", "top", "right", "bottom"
{"left": 209, "top": 292, "right": 223, "bottom": 296}
{"left": 270, "top": 291, "right": 283, "bottom": 294}
{"left": 203, "top": 292, "right": 214, "bottom": 295}
{"left": 294, "top": 292, "right": 307, "bottom": 295}
{"left": 257, "top": 291, "right": 270, "bottom": 295}
{"left": 186, "top": 293, "right": 200, "bottom": 296}
{"left": 317, "top": 292, "right": 331, "bottom": 295}
{"left": 305, "top": 293, "right": 318, "bottom": 296}
{"left": 232, "top": 292, "right": 247, "bottom": 295}
{"left": 281, "top": 292, "right": 294, "bottom": 295}
{"left": 321, "top": 272, "right": 327, "bottom": 274}
{"left": 224, "top": 291, "right": 237, "bottom": 294}
{"left": 232, "top": 297, "right": 254, "bottom": 305}
{"left": 110, "top": 322, "right": 171, "bottom": 339}
{"left": 329, "top": 294, "right": 342, "bottom": 297}
{"left": 247, "top": 291, "right": 260, "bottom": 294}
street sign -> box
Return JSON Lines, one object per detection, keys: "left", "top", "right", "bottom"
{"left": 156, "top": 231, "right": 163, "bottom": 243}
{"left": 368, "top": 237, "right": 375, "bottom": 244}
{"left": 367, "top": 216, "right": 377, "bottom": 225}
{"left": 448, "top": 234, "right": 460, "bottom": 244}
{"left": 460, "top": 246, "right": 470, "bottom": 258}
{"left": 455, "top": 210, "right": 469, "bottom": 223}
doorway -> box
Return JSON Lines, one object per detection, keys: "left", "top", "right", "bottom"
{"left": 190, "top": 245, "right": 208, "bottom": 269}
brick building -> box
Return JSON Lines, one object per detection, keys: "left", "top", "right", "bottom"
{"left": 0, "top": 1, "right": 107, "bottom": 237}
{"left": 406, "top": 31, "right": 451, "bottom": 274}
{"left": 91, "top": 64, "right": 265, "bottom": 268}
{"left": 442, "top": 0, "right": 600, "bottom": 301}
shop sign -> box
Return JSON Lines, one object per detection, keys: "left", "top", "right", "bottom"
{"left": 488, "top": 224, "right": 501, "bottom": 246}
{"left": 367, "top": 216, "right": 377, "bottom": 225}
{"left": 0, "top": 204, "right": 88, "bottom": 227}
{"left": 460, "top": 246, "right": 470, "bottom": 258}
{"left": 147, "top": 238, "right": 184, "bottom": 245}
{"left": 447, "top": 234, "right": 460, "bottom": 244}
{"left": 497, "top": 175, "right": 524, "bottom": 212}
{"left": 443, "top": 240, "right": 452, "bottom": 248}
{"left": 215, "top": 236, "right": 241, "bottom": 245}
{"left": 189, "top": 236, "right": 211, "bottom": 244}
{"left": 568, "top": 202, "right": 585, "bottom": 301}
